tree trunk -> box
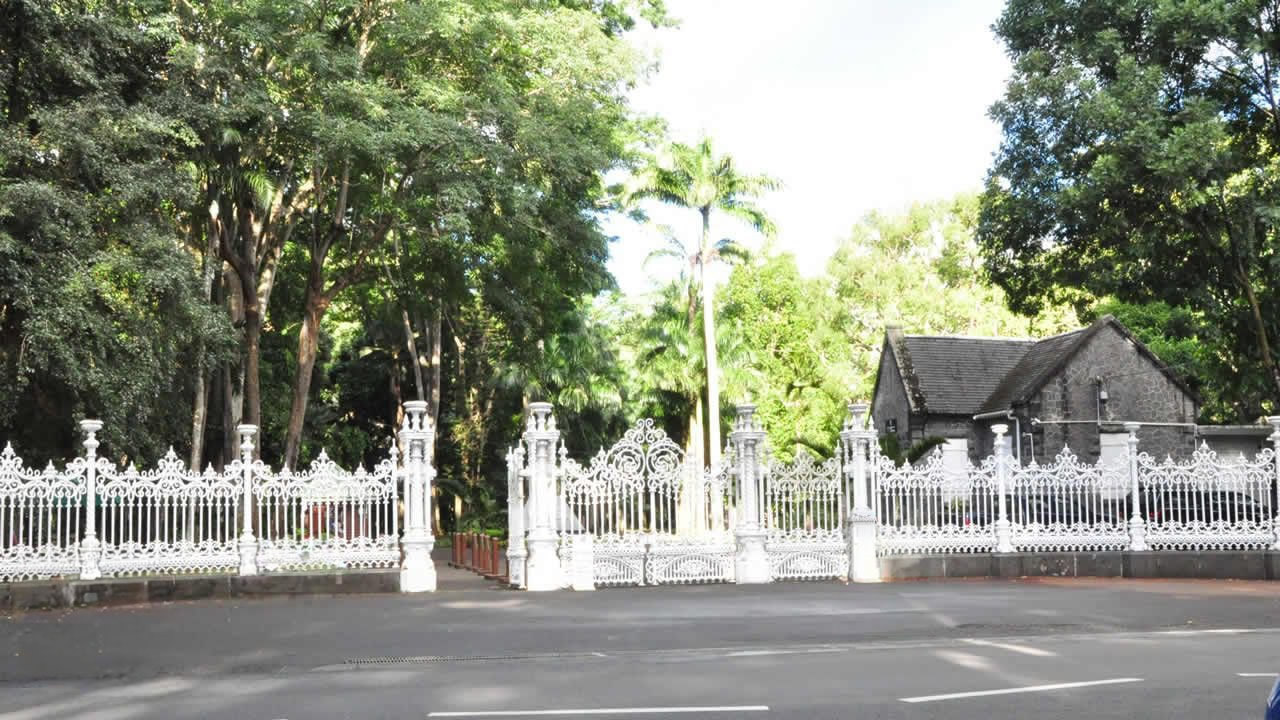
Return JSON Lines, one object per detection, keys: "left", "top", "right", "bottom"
{"left": 221, "top": 361, "right": 236, "bottom": 468}
{"left": 427, "top": 307, "right": 442, "bottom": 423}
{"left": 427, "top": 307, "right": 443, "bottom": 536}
{"left": 403, "top": 308, "right": 425, "bottom": 402}
{"left": 452, "top": 320, "right": 468, "bottom": 526}
{"left": 190, "top": 364, "right": 210, "bottom": 470}
{"left": 282, "top": 278, "right": 330, "bottom": 470}
{"left": 688, "top": 395, "right": 706, "bottom": 469}
{"left": 190, "top": 221, "right": 220, "bottom": 470}
{"left": 243, "top": 301, "right": 263, "bottom": 433}
{"left": 700, "top": 207, "right": 722, "bottom": 465}
{"left": 1236, "top": 264, "right": 1280, "bottom": 397}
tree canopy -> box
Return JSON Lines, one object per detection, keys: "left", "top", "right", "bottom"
{"left": 979, "top": 0, "right": 1280, "bottom": 417}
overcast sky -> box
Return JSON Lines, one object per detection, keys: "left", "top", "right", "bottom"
{"left": 603, "top": 0, "right": 1012, "bottom": 297}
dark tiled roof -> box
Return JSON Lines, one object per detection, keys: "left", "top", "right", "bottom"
{"left": 978, "top": 327, "right": 1092, "bottom": 413}
{"left": 894, "top": 334, "right": 1034, "bottom": 415}
{"left": 880, "top": 315, "right": 1199, "bottom": 420}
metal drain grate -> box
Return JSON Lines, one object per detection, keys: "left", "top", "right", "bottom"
{"left": 344, "top": 651, "right": 602, "bottom": 666}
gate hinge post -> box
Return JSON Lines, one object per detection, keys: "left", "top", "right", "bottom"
{"left": 524, "top": 402, "right": 566, "bottom": 591}
{"left": 842, "top": 403, "right": 880, "bottom": 582}
{"left": 731, "top": 404, "right": 772, "bottom": 584}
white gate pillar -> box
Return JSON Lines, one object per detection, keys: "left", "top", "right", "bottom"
{"left": 992, "top": 424, "right": 1014, "bottom": 553}
{"left": 842, "top": 403, "right": 880, "bottom": 582}
{"left": 400, "top": 401, "right": 437, "bottom": 592}
{"left": 78, "top": 420, "right": 104, "bottom": 580}
{"left": 1125, "top": 422, "right": 1148, "bottom": 552}
{"left": 506, "top": 444, "right": 528, "bottom": 588}
{"left": 731, "top": 404, "right": 771, "bottom": 584}
{"left": 236, "top": 424, "right": 259, "bottom": 576}
{"left": 523, "top": 402, "right": 565, "bottom": 591}
{"left": 1269, "top": 416, "right": 1280, "bottom": 551}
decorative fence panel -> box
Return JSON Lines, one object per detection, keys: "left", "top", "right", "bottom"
{"left": 0, "top": 445, "right": 84, "bottom": 582}
{"left": 1008, "top": 450, "right": 1131, "bottom": 552}
{"left": 874, "top": 452, "right": 999, "bottom": 555}
{"left": 1, "top": 405, "right": 439, "bottom": 589}
{"left": 96, "top": 451, "right": 241, "bottom": 577}
{"left": 873, "top": 421, "right": 1280, "bottom": 557}
{"left": 1139, "top": 446, "right": 1276, "bottom": 551}
{"left": 253, "top": 451, "right": 400, "bottom": 572}
{"left": 764, "top": 450, "right": 847, "bottom": 580}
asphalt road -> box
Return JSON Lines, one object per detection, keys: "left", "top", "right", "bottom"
{"left": 2, "top": 566, "right": 1278, "bottom": 719}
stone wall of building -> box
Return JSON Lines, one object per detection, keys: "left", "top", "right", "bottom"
{"left": 1027, "top": 323, "right": 1197, "bottom": 462}
{"left": 872, "top": 341, "right": 912, "bottom": 448}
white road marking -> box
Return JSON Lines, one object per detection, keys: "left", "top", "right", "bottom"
{"left": 725, "top": 648, "right": 844, "bottom": 657}
{"left": 962, "top": 638, "right": 1056, "bottom": 657}
{"left": 1155, "top": 628, "right": 1255, "bottom": 636}
{"left": 900, "top": 677, "right": 1143, "bottom": 703}
{"left": 934, "top": 650, "right": 996, "bottom": 672}
{"left": 428, "top": 706, "right": 769, "bottom": 717}
{"left": 1237, "top": 673, "right": 1278, "bottom": 677}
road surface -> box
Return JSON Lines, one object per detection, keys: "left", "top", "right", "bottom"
{"left": 2, "top": 568, "right": 1278, "bottom": 719}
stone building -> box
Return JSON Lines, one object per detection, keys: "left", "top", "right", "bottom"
{"left": 870, "top": 315, "right": 1200, "bottom": 467}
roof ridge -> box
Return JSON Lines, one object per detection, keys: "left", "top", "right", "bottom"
{"left": 1029, "top": 326, "right": 1089, "bottom": 342}
{"left": 902, "top": 333, "right": 1037, "bottom": 342}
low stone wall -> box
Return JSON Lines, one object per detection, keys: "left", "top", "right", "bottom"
{"left": 880, "top": 551, "right": 1280, "bottom": 581}
{"left": 1, "top": 569, "right": 400, "bottom": 612}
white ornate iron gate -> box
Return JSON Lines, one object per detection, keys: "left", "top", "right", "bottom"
{"left": 763, "top": 450, "right": 848, "bottom": 580}
{"left": 555, "top": 420, "right": 737, "bottom": 586}
{"left": 506, "top": 404, "right": 870, "bottom": 589}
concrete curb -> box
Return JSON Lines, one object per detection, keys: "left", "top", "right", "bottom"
{"left": 879, "top": 550, "right": 1280, "bottom": 581}
{"left": 1, "top": 569, "right": 400, "bottom": 612}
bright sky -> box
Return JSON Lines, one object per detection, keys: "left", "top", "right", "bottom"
{"left": 603, "top": 0, "right": 1012, "bottom": 298}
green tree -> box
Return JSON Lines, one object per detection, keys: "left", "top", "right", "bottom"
{"left": 0, "top": 0, "right": 229, "bottom": 464}
{"left": 628, "top": 281, "right": 708, "bottom": 459}
{"left": 720, "top": 254, "right": 845, "bottom": 459}
{"left": 980, "top": 0, "right": 1280, "bottom": 413}
{"left": 827, "top": 195, "right": 1077, "bottom": 403}
{"left": 629, "top": 137, "right": 778, "bottom": 464}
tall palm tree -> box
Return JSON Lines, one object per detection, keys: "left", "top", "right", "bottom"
{"left": 631, "top": 281, "right": 708, "bottom": 464}
{"left": 631, "top": 137, "right": 778, "bottom": 464}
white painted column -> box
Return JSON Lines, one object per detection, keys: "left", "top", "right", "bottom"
{"left": 400, "top": 400, "right": 437, "bottom": 592}
{"left": 237, "top": 424, "right": 259, "bottom": 576}
{"left": 992, "top": 424, "right": 1014, "bottom": 554}
{"left": 1269, "top": 416, "right": 1280, "bottom": 552}
{"left": 1125, "top": 422, "right": 1148, "bottom": 552}
{"left": 732, "top": 403, "right": 771, "bottom": 584}
{"left": 842, "top": 403, "right": 880, "bottom": 582}
{"left": 523, "top": 402, "right": 565, "bottom": 591}
{"left": 78, "top": 420, "right": 103, "bottom": 580}
{"left": 506, "top": 444, "right": 528, "bottom": 588}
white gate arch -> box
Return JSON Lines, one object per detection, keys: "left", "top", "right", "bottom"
{"left": 555, "top": 419, "right": 737, "bottom": 586}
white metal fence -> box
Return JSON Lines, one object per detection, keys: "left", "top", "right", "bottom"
{"left": 0, "top": 445, "right": 85, "bottom": 582}
{"left": 508, "top": 404, "right": 864, "bottom": 590}
{"left": 1, "top": 406, "right": 439, "bottom": 587}
{"left": 96, "top": 451, "right": 243, "bottom": 576}
{"left": 874, "top": 421, "right": 1280, "bottom": 556}
{"left": 1139, "top": 446, "right": 1276, "bottom": 551}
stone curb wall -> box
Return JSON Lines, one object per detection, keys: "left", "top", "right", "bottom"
{"left": 880, "top": 551, "right": 1280, "bottom": 581}
{"left": 1, "top": 569, "right": 400, "bottom": 612}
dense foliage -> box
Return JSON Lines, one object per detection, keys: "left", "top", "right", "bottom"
{"left": 5, "top": 0, "right": 1271, "bottom": 534}
{"left": 979, "top": 0, "right": 1280, "bottom": 419}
